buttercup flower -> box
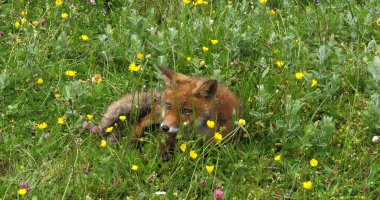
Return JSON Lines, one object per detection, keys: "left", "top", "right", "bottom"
{"left": 37, "top": 122, "right": 47, "bottom": 129}
{"left": 15, "top": 21, "right": 20, "bottom": 28}
{"left": 57, "top": 117, "right": 64, "bottom": 125}
{"left": 55, "top": 93, "right": 62, "bottom": 98}
{"left": 207, "top": 120, "right": 215, "bottom": 128}
{"left": 18, "top": 188, "right": 27, "bottom": 196}
{"left": 206, "top": 165, "right": 214, "bottom": 173}
{"left": 259, "top": 0, "right": 267, "bottom": 4}
{"left": 214, "top": 132, "right": 223, "bottom": 142}
{"left": 269, "top": 9, "right": 276, "bottom": 15}
{"left": 131, "top": 165, "right": 139, "bottom": 171}
{"left": 294, "top": 39, "right": 300, "bottom": 45}
{"left": 32, "top": 21, "right": 39, "bottom": 26}
{"left": 202, "top": 46, "right": 209, "bottom": 52}
{"left": 311, "top": 79, "right": 318, "bottom": 87}
{"left": 137, "top": 53, "right": 144, "bottom": 59}
{"left": 56, "top": 0, "right": 62, "bottom": 7}
{"left": 86, "top": 114, "right": 93, "bottom": 120}
{"left": 274, "top": 155, "right": 281, "bottom": 161}
{"left": 105, "top": 126, "right": 113, "bottom": 133}
{"left": 100, "top": 139, "right": 107, "bottom": 148}
{"left": 200, "top": 60, "right": 205, "bottom": 66}
{"left": 65, "top": 70, "right": 77, "bottom": 77}
{"left": 81, "top": 34, "right": 89, "bottom": 41}
{"left": 128, "top": 62, "right": 140, "bottom": 72}
{"left": 295, "top": 72, "right": 304, "bottom": 80}
{"left": 276, "top": 61, "right": 284, "bottom": 68}
{"left": 21, "top": 10, "right": 28, "bottom": 16}
{"left": 189, "top": 150, "right": 198, "bottom": 159}
{"left": 186, "top": 57, "right": 191, "bottom": 62}
{"left": 183, "top": 0, "right": 191, "bottom": 4}
{"left": 180, "top": 143, "right": 187, "bottom": 152}
{"left": 21, "top": 17, "right": 27, "bottom": 24}
{"left": 238, "top": 119, "right": 246, "bottom": 126}
{"left": 61, "top": 12, "right": 68, "bottom": 19}
{"left": 210, "top": 39, "right": 219, "bottom": 45}
{"left": 310, "top": 158, "right": 318, "bottom": 167}
{"left": 119, "top": 115, "right": 126, "bottom": 121}
{"left": 303, "top": 181, "right": 312, "bottom": 190}
{"left": 36, "top": 78, "right": 44, "bottom": 85}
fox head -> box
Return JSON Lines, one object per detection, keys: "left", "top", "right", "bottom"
{"left": 158, "top": 67, "right": 218, "bottom": 134}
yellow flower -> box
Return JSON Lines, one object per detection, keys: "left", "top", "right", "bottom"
{"left": 200, "top": 60, "right": 205, "bottom": 66}
{"left": 57, "top": 117, "right": 64, "bottom": 125}
{"left": 32, "top": 21, "right": 39, "bottom": 26}
{"left": 206, "top": 165, "right": 214, "bottom": 173}
{"left": 128, "top": 62, "right": 141, "bottom": 72}
{"left": 56, "top": 0, "right": 62, "bottom": 7}
{"left": 16, "top": 38, "right": 22, "bottom": 43}
{"left": 207, "top": 120, "right": 215, "bottom": 128}
{"left": 238, "top": 119, "right": 246, "bottom": 126}
{"left": 202, "top": 46, "right": 209, "bottom": 52}
{"left": 21, "top": 10, "right": 28, "bottom": 16}
{"left": 131, "top": 165, "right": 139, "bottom": 171}
{"left": 86, "top": 114, "right": 93, "bottom": 120}
{"left": 186, "top": 57, "right": 191, "bottom": 62}
{"left": 294, "top": 39, "right": 299, "bottom": 45}
{"left": 189, "top": 150, "right": 198, "bottom": 159}
{"left": 55, "top": 93, "right": 62, "bottom": 98}
{"left": 274, "top": 155, "right": 281, "bottom": 161}
{"left": 295, "top": 72, "right": 304, "bottom": 80}
{"left": 65, "top": 70, "right": 77, "bottom": 77}
{"left": 214, "top": 132, "right": 223, "bottom": 142}
{"left": 259, "top": 0, "right": 267, "bottom": 4}
{"left": 311, "top": 79, "right": 318, "bottom": 87}
{"left": 210, "top": 39, "right": 219, "bottom": 45}
{"left": 310, "top": 158, "right": 318, "bottom": 167}
{"left": 15, "top": 21, "right": 20, "bottom": 28}
{"left": 18, "top": 188, "right": 27, "bottom": 196}
{"left": 302, "top": 181, "right": 312, "bottom": 190}
{"left": 37, "top": 122, "right": 48, "bottom": 129}
{"left": 183, "top": 0, "right": 191, "bottom": 4}
{"left": 100, "top": 139, "right": 107, "bottom": 148}
{"left": 119, "top": 115, "right": 127, "bottom": 121}
{"left": 81, "top": 34, "right": 89, "bottom": 41}
{"left": 276, "top": 61, "right": 284, "bottom": 68}
{"left": 269, "top": 9, "right": 276, "bottom": 15}
{"left": 105, "top": 127, "right": 113, "bottom": 133}
{"left": 61, "top": 12, "right": 68, "bottom": 19}
{"left": 137, "top": 53, "right": 144, "bottom": 59}
{"left": 21, "top": 17, "right": 27, "bottom": 24}
{"left": 36, "top": 78, "right": 44, "bottom": 85}
{"left": 227, "top": 0, "right": 232, "bottom": 5}
{"left": 180, "top": 143, "right": 187, "bottom": 152}
{"left": 97, "top": 77, "right": 102, "bottom": 84}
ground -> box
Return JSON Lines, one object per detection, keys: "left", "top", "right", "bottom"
{"left": 0, "top": 0, "right": 379, "bottom": 199}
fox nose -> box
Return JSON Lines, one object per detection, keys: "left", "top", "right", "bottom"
{"left": 161, "top": 125, "right": 170, "bottom": 133}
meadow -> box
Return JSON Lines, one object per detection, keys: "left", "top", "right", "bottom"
{"left": 1, "top": 0, "right": 380, "bottom": 199}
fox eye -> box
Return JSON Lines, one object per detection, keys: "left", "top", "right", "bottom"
{"left": 165, "top": 103, "right": 171, "bottom": 110}
{"left": 182, "top": 109, "right": 192, "bottom": 116}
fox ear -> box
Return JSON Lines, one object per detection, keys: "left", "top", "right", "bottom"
{"left": 158, "top": 67, "right": 175, "bottom": 86}
{"left": 195, "top": 79, "right": 218, "bottom": 99}
{"left": 158, "top": 66, "right": 188, "bottom": 86}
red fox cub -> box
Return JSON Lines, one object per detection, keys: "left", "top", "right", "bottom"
{"left": 99, "top": 67, "right": 240, "bottom": 157}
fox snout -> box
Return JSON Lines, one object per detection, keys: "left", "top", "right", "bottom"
{"left": 160, "top": 123, "right": 179, "bottom": 133}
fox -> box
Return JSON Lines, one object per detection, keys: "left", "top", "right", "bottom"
{"left": 99, "top": 67, "right": 240, "bottom": 159}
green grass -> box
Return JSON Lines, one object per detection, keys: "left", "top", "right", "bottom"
{"left": 1, "top": 0, "right": 380, "bottom": 199}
